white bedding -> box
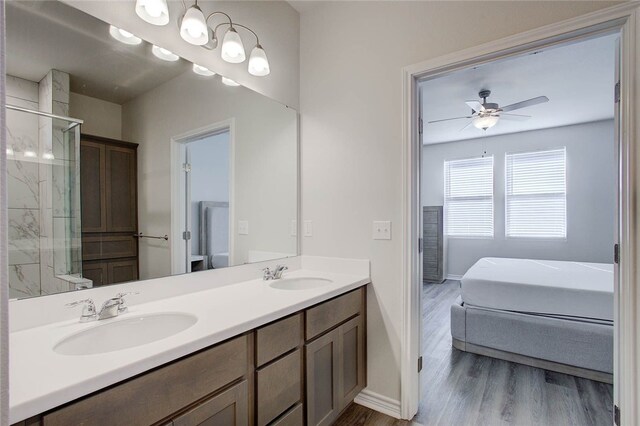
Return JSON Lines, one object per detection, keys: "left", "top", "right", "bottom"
{"left": 461, "top": 257, "right": 614, "bottom": 321}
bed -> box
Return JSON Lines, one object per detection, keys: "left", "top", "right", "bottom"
{"left": 450, "top": 257, "right": 614, "bottom": 383}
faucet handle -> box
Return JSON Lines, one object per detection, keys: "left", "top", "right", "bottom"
{"left": 65, "top": 299, "right": 96, "bottom": 322}
{"left": 115, "top": 292, "right": 139, "bottom": 313}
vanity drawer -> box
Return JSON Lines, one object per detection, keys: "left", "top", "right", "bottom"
{"left": 172, "top": 380, "right": 248, "bottom": 426}
{"left": 305, "top": 288, "right": 363, "bottom": 340}
{"left": 271, "top": 403, "right": 303, "bottom": 426}
{"left": 256, "top": 313, "right": 302, "bottom": 367}
{"left": 256, "top": 349, "right": 302, "bottom": 426}
{"left": 42, "top": 334, "right": 249, "bottom": 426}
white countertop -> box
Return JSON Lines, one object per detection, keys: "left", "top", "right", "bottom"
{"left": 9, "top": 261, "right": 369, "bottom": 424}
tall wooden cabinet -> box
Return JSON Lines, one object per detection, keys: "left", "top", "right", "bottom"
{"left": 80, "top": 135, "right": 139, "bottom": 286}
{"left": 423, "top": 205, "right": 445, "bottom": 283}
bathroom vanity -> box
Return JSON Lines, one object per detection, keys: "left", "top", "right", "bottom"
{"left": 9, "top": 258, "right": 369, "bottom": 426}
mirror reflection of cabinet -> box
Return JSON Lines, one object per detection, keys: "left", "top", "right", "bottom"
{"left": 80, "top": 135, "right": 139, "bottom": 286}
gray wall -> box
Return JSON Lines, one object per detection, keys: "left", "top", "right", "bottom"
{"left": 422, "top": 120, "right": 615, "bottom": 277}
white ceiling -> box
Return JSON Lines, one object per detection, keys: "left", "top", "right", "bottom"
{"left": 420, "top": 33, "right": 617, "bottom": 145}
{"left": 6, "top": 1, "right": 190, "bottom": 104}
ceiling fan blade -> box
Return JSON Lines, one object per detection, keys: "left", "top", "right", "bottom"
{"left": 427, "top": 116, "right": 473, "bottom": 124}
{"left": 500, "top": 96, "right": 549, "bottom": 112}
{"left": 460, "top": 120, "right": 474, "bottom": 131}
{"left": 500, "top": 113, "right": 532, "bottom": 121}
{"left": 465, "top": 101, "right": 485, "bottom": 112}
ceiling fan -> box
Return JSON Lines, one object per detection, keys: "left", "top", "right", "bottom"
{"left": 428, "top": 89, "right": 549, "bottom": 131}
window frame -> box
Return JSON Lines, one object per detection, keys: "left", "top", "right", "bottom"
{"left": 504, "top": 146, "right": 567, "bottom": 240}
{"left": 443, "top": 154, "right": 495, "bottom": 239}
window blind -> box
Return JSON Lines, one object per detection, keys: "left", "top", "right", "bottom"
{"left": 444, "top": 156, "right": 494, "bottom": 237}
{"left": 506, "top": 147, "right": 566, "bottom": 238}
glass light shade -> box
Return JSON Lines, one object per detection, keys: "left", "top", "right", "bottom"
{"left": 23, "top": 150, "right": 37, "bottom": 158}
{"left": 193, "top": 64, "right": 216, "bottom": 76}
{"left": 248, "top": 45, "right": 270, "bottom": 76}
{"left": 221, "top": 77, "right": 240, "bottom": 87}
{"left": 221, "top": 28, "right": 246, "bottom": 63}
{"left": 472, "top": 115, "right": 499, "bottom": 130}
{"left": 152, "top": 45, "right": 179, "bottom": 62}
{"left": 43, "top": 152, "right": 55, "bottom": 160}
{"left": 135, "top": 0, "right": 169, "bottom": 26}
{"left": 180, "top": 6, "right": 208, "bottom": 46}
{"left": 109, "top": 25, "right": 142, "bottom": 45}
{"left": 6, "top": 147, "right": 14, "bottom": 156}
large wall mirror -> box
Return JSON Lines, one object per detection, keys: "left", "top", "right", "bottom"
{"left": 5, "top": 1, "right": 298, "bottom": 299}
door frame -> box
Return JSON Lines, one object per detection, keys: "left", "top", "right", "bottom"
{"left": 400, "top": 3, "right": 640, "bottom": 420}
{"left": 170, "top": 119, "right": 235, "bottom": 275}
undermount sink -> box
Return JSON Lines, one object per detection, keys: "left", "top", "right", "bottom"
{"left": 54, "top": 313, "right": 198, "bottom": 356}
{"left": 269, "top": 277, "right": 333, "bottom": 290}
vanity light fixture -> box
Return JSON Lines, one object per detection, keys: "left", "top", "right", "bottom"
{"left": 192, "top": 63, "right": 216, "bottom": 76}
{"left": 248, "top": 44, "right": 270, "bottom": 76}
{"left": 23, "top": 150, "right": 37, "bottom": 158}
{"left": 135, "top": 0, "right": 169, "bottom": 26}
{"left": 109, "top": 25, "right": 142, "bottom": 45}
{"left": 221, "top": 76, "right": 240, "bottom": 87}
{"left": 152, "top": 45, "right": 180, "bottom": 61}
{"left": 43, "top": 152, "right": 55, "bottom": 160}
{"left": 6, "top": 147, "right": 14, "bottom": 156}
{"left": 220, "top": 27, "right": 246, "bottom": 63}
{"left": 180, "top": 4, "right": 208, "bottom": 45}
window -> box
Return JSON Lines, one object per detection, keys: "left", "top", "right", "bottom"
{"left": 505, "top": 147, "right": 566, "bottom": 238}
{"left": 444, "top": 156, "right": 494, "bottom": 237}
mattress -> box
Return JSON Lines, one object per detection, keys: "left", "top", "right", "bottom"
{"left": 461, "top": 257, "right": 614, "bottom": 321}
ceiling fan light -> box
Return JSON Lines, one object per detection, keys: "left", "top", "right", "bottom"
{"left": 135, "top": 0, "right": 169, "bottom": 26}
{"left": 248, "top": 44, "right": 270, "bottom": 76}
{"left": 180, "top": 5, "right": 208, "bottom": 46}
{"left": 472, "top": 115, "right": 499, "bottom": 130}
{"left": 221, "top": 27, "right": 246, "bottom": 63}
{"left": 109, "top": 25, "right": 142, "bottom": 45}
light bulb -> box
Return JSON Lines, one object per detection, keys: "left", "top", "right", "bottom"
{"left": 472, "top": 115, "right": 499, "bottom": 130}
{"left": 193, "top": 64, "right": 216, "bottom": 77}
{"left": 135, "top": 0, "right": 169, "bottom": 26}
{"left": 221, "top": 27, "right": 246, "bottom": 63}
{"left": 152, "top": 45, "right": 179, "bottom": 61}
{"left": 109, "top": 25, "right": 142, "bottom": 45}
{"left": 180, "top": 6, "right": 208, "bottom": 46}
{"left": 221, "top": 77, "right": 240, "bottom": 87}
{"left": 248, "top": 44, "right": 270, "bottom": 76}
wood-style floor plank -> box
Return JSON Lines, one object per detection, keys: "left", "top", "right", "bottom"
{"left": 334, "top": 280, "right": 613, "bottom": 426}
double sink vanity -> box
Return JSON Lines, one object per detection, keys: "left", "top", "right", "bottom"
{"left": 9, "top": 257, "right": 370, "bottom": 426}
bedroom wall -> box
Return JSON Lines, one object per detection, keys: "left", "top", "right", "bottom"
{"left": 422, "top": 120, "right": 616, "bottom": 277}
{"left": 122, "top": 71, "right": 297, "bottom": 280}
{"left": 69, "top": 92, "right": 121, "bottom": 140}
{"left": 298, "top": 0, "right": 620, "bottom": 407}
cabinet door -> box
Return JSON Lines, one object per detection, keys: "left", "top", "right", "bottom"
{"left": 172, "top": 380, "right": 248, "bottom": 426}
{"left": 82, "top": 262, "right": 108, "bottom": 286}
{"left": 107, "top": 259, "right": 138, "bottom": 284}
{"left": 105, "top": 145, "right": 137, "bottom": 232}
{"left": 338, "top": 315, "right": 366, "bottom": 410}
{"left": 80, "top": 141, "right": 106, "bottom": 232}
{"left": 305, "top": 329, "right": 340, "bottom": 426}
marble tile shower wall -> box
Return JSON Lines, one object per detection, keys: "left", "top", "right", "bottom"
{"left": 6, "top": 71, "right": 82, "bottom": 299}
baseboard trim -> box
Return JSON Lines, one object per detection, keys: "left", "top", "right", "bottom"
{"left": 354, "top": 389, "right": 402, "bottom": 419}
{"left": 446, "top": 274, "right": 463, "bottom": 281}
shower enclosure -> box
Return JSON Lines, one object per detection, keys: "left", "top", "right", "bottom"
{"left": 6, "top": 104, "right": 87, "bottom": 299}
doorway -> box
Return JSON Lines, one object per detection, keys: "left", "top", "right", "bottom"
{"left": 400, "top": 4, "right": 640, "bottom": 423}
{"left": 170, "top": 120, "right": 235, "bottom": 275}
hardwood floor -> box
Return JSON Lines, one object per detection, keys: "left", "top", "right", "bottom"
{"left": 335, "top": 280, "right": 614, "bottom": 426}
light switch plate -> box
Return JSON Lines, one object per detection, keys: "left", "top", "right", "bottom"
{"left": 238, "top": 220, "right": 249, "bottom": 235}
{"left": 304, "top": 220, "right": 313, "bottom": 237}
{"left": 291, "top": 219, "right": 297, "bottom": 236}
{"left": 373, "top": 221, "right": 391, "bottom": 240}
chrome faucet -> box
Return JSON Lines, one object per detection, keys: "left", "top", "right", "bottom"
{"left": 66, "top": 292, "right": 139, "bottom": 322}
{"left": 263, "top": 265, "right": 288, "bottom": 280}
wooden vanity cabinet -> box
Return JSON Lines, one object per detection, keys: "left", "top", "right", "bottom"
{"left": 12, "top": 287, "right": 367, "bottom": 426}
